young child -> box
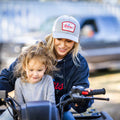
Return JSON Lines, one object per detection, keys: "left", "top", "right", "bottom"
{"left": 0, "top": 42, "right": 56, "bottom": 120}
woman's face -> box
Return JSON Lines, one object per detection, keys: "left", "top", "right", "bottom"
{"left": 54, "top": 38, "right": 75, "bottom": 59}
{"left": 25, "top": 57, "right": 46, "bottom": 84}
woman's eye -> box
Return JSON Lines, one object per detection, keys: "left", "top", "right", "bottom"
{"left": 66, "top": 40, "right": 72, "bottom": 42}
{"left": 38, "top": 69, "right": 42, "bottom": 71}
{"left": 57, "top": 38, "right": 62, "bottom": 41}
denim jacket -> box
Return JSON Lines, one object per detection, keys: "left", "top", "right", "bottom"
{"left": 53, "top": 53, "right": 93, "bottom": 112}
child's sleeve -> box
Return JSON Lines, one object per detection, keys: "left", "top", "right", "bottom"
{"left": 14, "top": 78, "right": 24, "bottom": 105}
{"left": 46, "top": 77, "right": 56, "bottom": 104}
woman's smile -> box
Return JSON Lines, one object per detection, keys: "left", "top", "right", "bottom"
{"left": 58, "top": 47, "right": 67, "bottom": 52}
{"left": 54, "top": 38, "right": 75, "bottom": 59}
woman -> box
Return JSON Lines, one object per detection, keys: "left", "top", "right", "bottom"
{"left": 0, "top": 15, "right": 93, "bottom": 120}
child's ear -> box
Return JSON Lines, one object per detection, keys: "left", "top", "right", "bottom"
{"left": 45, "top": 66, "right": 48, "bottom": 71}
{"left": 44, "top": 67, "right": 47, "bottom": 72}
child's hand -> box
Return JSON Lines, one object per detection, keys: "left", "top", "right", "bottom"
{"left": 8, "top": 90, "right": 15, "bottom": 98}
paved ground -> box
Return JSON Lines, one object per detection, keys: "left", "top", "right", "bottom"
{"left": 89, "top": 69, "right": 120, "bottom": 120}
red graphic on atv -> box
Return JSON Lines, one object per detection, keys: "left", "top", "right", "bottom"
{"left": 54, "top": 82, "right": 63, "bottom": 90}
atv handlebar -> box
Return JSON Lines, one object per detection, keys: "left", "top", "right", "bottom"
{"left": 86, "top": 88, "right": 105, "bottom": 96}
{"left": 57, "top": 86, "right": 109, "bottom": 108}
{"left": 0, "top": 86, "right": 110, "bottom": 120}
{"left": 71, "top": 86, "right": 106, "bottom": 96}
{"left": 56, "top": 86, "right": 109, "bottom": 120}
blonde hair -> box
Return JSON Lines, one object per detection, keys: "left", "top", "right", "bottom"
{"left": 45, "top": 34, "right": 81, "bottom": 65}
{"left": 14, "top": 42, "right": 57, "bottom": 82}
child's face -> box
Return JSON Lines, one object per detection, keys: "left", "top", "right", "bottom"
{"left": 25, "top": 57, "right": 46, "bottom": 84}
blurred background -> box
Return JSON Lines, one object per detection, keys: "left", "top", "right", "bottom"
{"left": 0, "top": 0, "right": 120, "bottom": 119}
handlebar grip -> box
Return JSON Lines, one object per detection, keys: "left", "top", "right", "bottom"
{"left": 86, "top": 88, "right": 106, "bottom": 96}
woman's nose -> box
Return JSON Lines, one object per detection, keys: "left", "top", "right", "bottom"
{"left": 60, "top": 41, "right": 65, "bottom": 47}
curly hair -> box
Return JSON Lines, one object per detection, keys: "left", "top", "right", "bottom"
{"left": 14, "top": 42, "right": 57, "bottom": 82}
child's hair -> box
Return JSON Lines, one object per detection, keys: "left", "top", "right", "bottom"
{"left": 14, "top": 42, "right": 57, "bottom": 82}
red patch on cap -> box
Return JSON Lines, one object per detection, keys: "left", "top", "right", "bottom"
{"left": 62, "top": 21, "right": 76, "bottom": 33}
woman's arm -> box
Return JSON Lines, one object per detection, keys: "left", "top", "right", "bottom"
{"left": 0, "top": 59, "right": 18, "bottom": 91}
{"left": 71, "top": 55, "right": 94, "bottom": 113}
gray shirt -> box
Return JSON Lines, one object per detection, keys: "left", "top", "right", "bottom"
{"left": 15, "top": 75, "right": 55, "bottom": 105}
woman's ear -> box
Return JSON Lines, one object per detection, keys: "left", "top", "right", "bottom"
{"left": 22, "top": 64, "right": 27, "bottom": 71}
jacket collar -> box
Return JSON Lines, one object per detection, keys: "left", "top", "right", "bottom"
{"left": 58, "top": 52, "right": 72, "bottom": 63}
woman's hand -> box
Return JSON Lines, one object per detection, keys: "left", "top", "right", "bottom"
{"left": 85, "top": 88, "right": 93, "bottom": 97}
{"left": 85, "top": 88, "right": 93, "bottom": 92}
{"left": 74, "top": 88, "right": 93, "bottom": 107}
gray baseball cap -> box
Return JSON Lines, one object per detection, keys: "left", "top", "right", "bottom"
{"left": 52, "top": 15, "right": 80, "bottom": 43}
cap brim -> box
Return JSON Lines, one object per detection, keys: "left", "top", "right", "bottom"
{"left": 53, "top": 32, "right": 78, "bottom": 43}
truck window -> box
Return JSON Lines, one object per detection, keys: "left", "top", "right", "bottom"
{"left": 81, "top": 19, "right": 97, "bottom": 37}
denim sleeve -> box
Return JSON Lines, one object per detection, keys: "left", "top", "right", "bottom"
{"left": 0, "top": 59, "right": 18, "bottom": 92}
{"left": 71, "top": 55, "right": 94, "bottom": 113}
